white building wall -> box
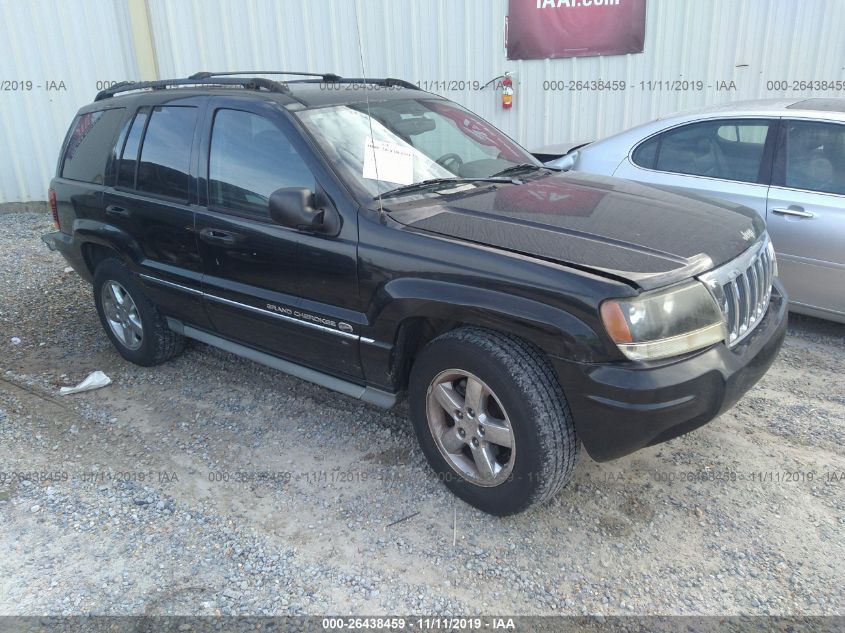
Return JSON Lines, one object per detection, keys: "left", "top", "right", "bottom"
{"left": 0, "top": 0, "right": 138, "bottom": 202}
{"left": 2, "top": 0, "right": 844, "bottom": 202}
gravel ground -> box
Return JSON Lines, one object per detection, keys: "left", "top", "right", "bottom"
{"left": 1, "top": 210, "right": 844, "bottom": 616}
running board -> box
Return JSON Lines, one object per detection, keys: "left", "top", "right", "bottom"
{"left": 167, "top": 319, "right": 398, "bottom": 409}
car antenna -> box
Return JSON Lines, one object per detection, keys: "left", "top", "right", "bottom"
{"left": 353, "top": 2, "right": 385, "bottom": 222}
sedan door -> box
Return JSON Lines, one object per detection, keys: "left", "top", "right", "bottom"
{"left": 613, "top": 118, "right": 776, "bottom": 218}
{"left": 766, "top": 119, "right": 845, "bottom": 319}
{"left": 194, "top": 97, "right": 363, "bottom": 379}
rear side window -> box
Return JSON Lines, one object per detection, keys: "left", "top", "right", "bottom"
{"left": 631, "top": 135, "right": 658, "bottom": 169}
{"left": 208, "top": 109, "right": 315, "bottom": 218}
{"left": 117, "top": 109, "right": 148, "bottom": 188}
{"left": 781, "top": 120, "right": 845, "bottom": 195}
{"left": 135, "top": 106, "right": 198, "bottom": 200}
{"left": 61, "top": 108, "right": 126, "bottom": 183}
{"left": 631, "top": 119, "right": 772, "bottom": 184}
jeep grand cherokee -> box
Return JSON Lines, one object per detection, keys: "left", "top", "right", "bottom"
{"left": 42, "top": 72, "right": 787, "bottom": 515}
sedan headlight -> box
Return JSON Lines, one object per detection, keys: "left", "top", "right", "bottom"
{"left": 600, "top": 281, "right": 726, "bottom": 361}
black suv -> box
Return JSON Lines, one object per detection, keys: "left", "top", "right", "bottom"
{"left": 43, "top": 72, "right": 787, "bottom": 515}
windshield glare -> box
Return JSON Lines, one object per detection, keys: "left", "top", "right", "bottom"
{"left": 296, "top": 98, "right": 538, "bottom": 198}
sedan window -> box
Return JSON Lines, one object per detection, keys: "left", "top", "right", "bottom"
{"left": 632, "top": 119, "right": 772, "bottom": 184}
{"left": 782, "top": 121, "right": 845, "bottom": 195}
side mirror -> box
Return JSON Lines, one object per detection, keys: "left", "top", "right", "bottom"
{"left": 268, "top": 188, "right": 339, "bottom": 234}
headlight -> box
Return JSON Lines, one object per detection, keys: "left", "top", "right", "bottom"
{"left": 600, "top": 281, "right": 726, "bottom": 361}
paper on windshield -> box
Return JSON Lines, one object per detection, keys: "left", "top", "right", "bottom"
{"left": 362, "top": 138, "right": 414, "bottom": 185}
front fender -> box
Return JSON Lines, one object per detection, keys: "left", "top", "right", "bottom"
{"left": 361, "top": 277, "right": 605, "bottom": 391}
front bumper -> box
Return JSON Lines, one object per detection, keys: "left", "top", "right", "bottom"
{"left": 551, "top": 279, "right": 788, "bottom": 462}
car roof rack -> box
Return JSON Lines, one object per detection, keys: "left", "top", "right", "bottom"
{"left": 292, "top": 76, "right": 420, "bottom": 90}
{"left": 189, "top": 70, "right": 343, "bottom": 82}
{"left": 94, "top": 72, "right": 421, "bottom": 102}
{"left": 190, "top": 71, "right": 419, "bottom": 91}
{"left": 94, "top": 76, "right": 289, "bottom": 101}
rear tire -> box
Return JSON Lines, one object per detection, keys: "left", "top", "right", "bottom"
{"left": 93, "top": 258, "right": 184, "bottom": 366}
{"left": 408, "top": 327, "right": 579, "bottom": 515}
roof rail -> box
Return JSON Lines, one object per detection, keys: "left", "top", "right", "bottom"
{"left": 189, "top": 70, "right": 343, "bottom": 82}
{"left": 94, "top": 76, "right": 289, "bottom": 101}
{"left": 287, "top": 77, "right": 421, "bottom": 91}
{"left": 188, "top": 71, "right": 419, "bottom": 91}
{"left": 94, "top": 72, "right": 422, "bottom": 102}
{"left": 326, "top": 77, "right": 420, "bottom": 90}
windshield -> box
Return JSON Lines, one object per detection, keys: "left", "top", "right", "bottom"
{"left": 295, "top": 98, "right": 539, "bottom": 198}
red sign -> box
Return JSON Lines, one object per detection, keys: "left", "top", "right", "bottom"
{"left": 507, "top": 0, "right": 646, "bottom": 60}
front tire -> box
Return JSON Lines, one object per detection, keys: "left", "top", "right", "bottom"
{"left": 93, "top": 258, "right": 184, "bottom": 366}
{"left": 408, "top": 327, "right": 579, "bottom": 515}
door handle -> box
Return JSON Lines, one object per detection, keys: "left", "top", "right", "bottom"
{"left": 771, "top": 206, "right": 814, "bottom": 219}
{"left": 198, "top": 227, "right": 241, "bottom": 245}
{"left": 105, "top": 204, "right": 131, "bottom": 218}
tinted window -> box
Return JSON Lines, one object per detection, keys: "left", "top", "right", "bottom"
{"left": 634, "top": 119, "right": 771, "bottom": 184}
{"left": 783, "top": 121, "right": 845, "bottom": 195}
{"left": 62, "top": 108, "right": 126, "bottom": 183}
{"left": 631, "top": 136, "right": 658, "bottom": 168}
{"left": 209, "top": 109, "right": 315, "bottom": 218}
{"left": 117, "top": 109, "right": 148, "bottom": 188}
{"left": 136, "top": 106, "right": 198, "bottom": 200}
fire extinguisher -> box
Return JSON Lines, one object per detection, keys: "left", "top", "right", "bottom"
{"left": 501, "top": 72, "right": 514, "bottom": 109}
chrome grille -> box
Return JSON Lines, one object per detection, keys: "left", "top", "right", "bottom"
{"left": 699, "top": 234, "right": 775, "bottom": 347}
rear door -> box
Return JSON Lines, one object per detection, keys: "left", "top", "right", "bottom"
{"left": 766, "top": 119, "right": 845, "bottom": 317}
{"left": 614, "top": 118, "right": 776, "bottom": 218}
{"left": 194, "top": 97, "right": 362, "bottom": 378}
{"left": 102, "top": 99, "right": 210, "bottom": 329}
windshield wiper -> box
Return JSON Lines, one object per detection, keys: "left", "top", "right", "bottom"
{"left": 379, "top": 176, "right": 520, "bottom": 200}
{"left": 491, "top": 163, "right": 561, "bottom": 177}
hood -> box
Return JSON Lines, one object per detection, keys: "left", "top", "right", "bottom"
{"left": 387, "top": 172, "right": 765, "bottom": 290}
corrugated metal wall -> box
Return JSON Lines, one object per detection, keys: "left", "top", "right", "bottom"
{"left": 2, "top": 0, "right": 844, "bottom": 202}
{"left": 0, "top": 0, "right": 138, "bottom": 202}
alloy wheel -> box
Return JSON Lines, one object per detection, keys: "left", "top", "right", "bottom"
{"left": 101, "top": 280, "right": 143, "bottom": 351}
{"left": 425, "top": 369, "right": 516, "bottom": 486}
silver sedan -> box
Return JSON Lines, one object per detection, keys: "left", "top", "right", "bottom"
{"left": 543, "top": 98, "right": 845, "bottom": 324}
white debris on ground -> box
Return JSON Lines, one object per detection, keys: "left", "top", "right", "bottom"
{"left": 58, "top": 370, "right": 111, "bottom": 396}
